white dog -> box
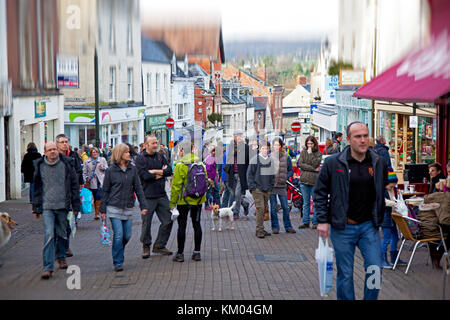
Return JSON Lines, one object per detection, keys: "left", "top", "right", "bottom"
{"left": 0, "top": 212, "right": 17, "bottom": 268}
{"left": 211, "top": 201, "right": 236, "bottom": 232}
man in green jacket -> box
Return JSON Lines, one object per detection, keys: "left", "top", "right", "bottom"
{"left": 170, "top": 140, "right": 208, "bottom": 262}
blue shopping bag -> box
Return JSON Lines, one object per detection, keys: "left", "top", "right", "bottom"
{"left": 80, "top": 188, "right": 93, "bottom": 214}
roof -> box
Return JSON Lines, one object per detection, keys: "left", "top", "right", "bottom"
{"left": 222, "top": 65, "right": 269, "bottom": 97}
{"left": 283, "top": 85, "right": 311, "bottom": 107}
{"left": 141, "top": 22, "right": 225, "bottom": 63}
{"left": 253, "top": 97, "right": 268, "bottom": 111}
{"left": 141, "top": 37, "right": 171, "bottom": 64}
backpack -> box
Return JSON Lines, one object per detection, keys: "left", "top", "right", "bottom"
{"left": 183, "top": 162, "right": 208, "bottom": 200}
{"left": 80, "top": 188, "right": 93, "bottom": 214}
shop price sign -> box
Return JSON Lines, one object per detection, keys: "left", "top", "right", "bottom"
{"left": 409, "top": 116, "right": 418, "bottom": 128}
{"left": 166, "top": 118, "right": 175, "bottom": 128}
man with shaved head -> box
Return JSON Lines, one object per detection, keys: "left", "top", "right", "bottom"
{"left": 32, "top": 142, "right": 80, "bottom": 280}
{"left": 314, "top": 122, "right": 388, "bottom": 300}
{"left": 136, "top": 135, "right": 173, "bottom": 258}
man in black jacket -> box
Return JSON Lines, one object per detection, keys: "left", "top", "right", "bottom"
{"left": 224, "top": 130, "right": 250, "bottom": 219}
{"left": 55, "top": 134, "right": 83, "bottom": 258}
{"left": 32, "top": 142, "right": 80, "bottom": 279}
{"left": 314, "top": 122, "right": 388, "bottom": 300}
{"left": 136, "top": 135, "right": 173, "bottom": 258}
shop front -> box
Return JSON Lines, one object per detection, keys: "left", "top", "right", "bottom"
{"left": 376, "top": 104, "right": 437, "bottom": 171}
{"left": 64, "top": 105, "right": 145, "bottom": 149}
{"left": 8, "top": 93, "right": 64, "bottom": 199}
{"left": 311, "top": 104, "right": 337, "bottom": 143}
{"left": 145, "top": 114, "right": 169, "bottom": 146}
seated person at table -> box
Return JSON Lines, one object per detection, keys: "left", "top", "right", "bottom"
{"left": 429, "top": 163, "right": 446, "bottom": 194}
{"left": 435, "top": 162, "right": 450, "bottom": 193}
{"left": 381, "top": 172, "right": 407, "bottom": 269}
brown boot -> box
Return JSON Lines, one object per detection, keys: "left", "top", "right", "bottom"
{"left": 94, "top": 201, "right": 101, "bottom": 220}
{"left": 142, "top": 244, "right": 150, "bottom": 259}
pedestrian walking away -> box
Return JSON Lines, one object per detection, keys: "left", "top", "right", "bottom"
{"left": 204, "top": 146, "right": 220, "bottom": 209}
{"left": 21, "top": 142, "right": 42, "bottom": 203}
{"left": 224, "top": 130, "right": 250, "bottom": 219}
{"left": 56, "top": 134, "right": 84, "bottom": 258}
{"left": 136, "top": 135, "right": 174, "bottom": 259}
{"left": 374, "top": 136, "right": 393, "bottom": 171}
{"left": 170, "top": 141, "right": 208, "bottom": 263}
{"left": 314, "top": 121, "right": 388, "bottom": 300}
{"left": 32, "top": 142, "right": 80, "bottom": 280}
{"left": 297, "top": 136, "right": 322, "bottom": 229}
{"left": 83, "top": 147, "right": 108, "bottom": 220}
{"left": 100, "top": 144, "right": 149, "bottom": 272}
{"left": 247, "top": 140, "right": 274, "bottom": 239}
{"left": 269, "top": 138, "right": 295, "bottom": 234}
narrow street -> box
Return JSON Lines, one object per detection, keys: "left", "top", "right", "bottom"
{"left": 0, "top": 197, "right": 447, "bottom": 300}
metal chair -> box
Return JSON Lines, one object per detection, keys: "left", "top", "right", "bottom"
{"left": 391, "top": 212, "right": 448, "bottom": 275}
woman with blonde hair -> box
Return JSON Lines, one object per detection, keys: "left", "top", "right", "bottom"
{"left": 323, "top": 139, "right": 338, "bottom": 155}
{"left": 83, "top": 147, "right": 108, "bottom": 220}
{"left": 100, "top": 144, "right": 148, "bottom": 272}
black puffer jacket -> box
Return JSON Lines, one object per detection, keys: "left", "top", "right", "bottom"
{"left": 100, "top": 162, "right": 149, "bottom": 213}
{"left": 21, "top": 147, "right": 42, "bottom": 183}
{"left": 135, "top": 150, "right": 172, "bottom": 199}
{"left": 32, "top": 154, "right": 80, "bottom": 214}
{"left": 314, "top": 146, "right": 388, "bottom": 230}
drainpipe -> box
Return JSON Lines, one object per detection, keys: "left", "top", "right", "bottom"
{"left": 36, "top": 0, "right": 43, "bottom": 88}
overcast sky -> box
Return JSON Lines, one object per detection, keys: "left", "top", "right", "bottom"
{"left": 140, "top": 0, "right": 339, "bottom": 42}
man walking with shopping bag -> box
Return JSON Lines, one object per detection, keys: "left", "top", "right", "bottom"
{"left": 32, "top": 142, "right": 80, "bottom": 279}
{"left": 136, "top": 136, "right": 174, "bottom": 258}
{"left": 314, "top": 122, "right": 388, "bottom": 300}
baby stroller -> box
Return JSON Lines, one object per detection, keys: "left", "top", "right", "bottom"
{"left": 287, "top": 178, "right": 303, "bottom": 217}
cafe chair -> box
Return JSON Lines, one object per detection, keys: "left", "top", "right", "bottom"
{"left": 391, "top": 212, "right": 448, "bottom": 275}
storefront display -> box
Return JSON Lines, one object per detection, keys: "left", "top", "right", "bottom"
{"left": 378, "top": 111, "right": 436, "bottom": 171}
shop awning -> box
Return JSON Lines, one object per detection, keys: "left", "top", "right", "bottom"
{"left": 353, "top": 31, "right": 450, "bottom": 103}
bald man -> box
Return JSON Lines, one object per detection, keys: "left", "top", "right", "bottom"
{"left": 32, "top": 142, "right": 80, "bottom": 279}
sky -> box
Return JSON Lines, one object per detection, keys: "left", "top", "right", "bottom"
{"left": 140, "top": 0, "right": 339, "bottom": 42}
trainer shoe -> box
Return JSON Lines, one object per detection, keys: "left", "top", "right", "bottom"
{"left": 173, "top": 253, "right": 184, "bottom": 262}
{"left": 153, "top": 246, "right": 173, "bottom": 256}
{"left": 114, "top": 266, "right": 124, "bottom": 272}
{"left": 41, "top": 270, "right": 53, "bottom": 279}
{"left": 58, "top": 260, "right": 68, "bottom": 270}
{"left": 299, "top": 224, "right": 310, "bottom": 229}
{"left": 192, "top": 252, "right": 201, "bottom": 261}
{"left": 287, "top": 228, "right": 297, "bottom": 234}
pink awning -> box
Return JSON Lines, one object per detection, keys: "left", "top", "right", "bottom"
{"left": 353, "top": 32, "right": 450, "bottom": 103}
{"left": 353, "top": 0, "right": 450, "bottom": 103}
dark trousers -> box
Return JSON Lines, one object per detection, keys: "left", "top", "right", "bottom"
{"left": 176, "top": 205, "right": 202, "bottom": 254}
{"left": 140, "top": 196, "right": 173, "bottom": 249}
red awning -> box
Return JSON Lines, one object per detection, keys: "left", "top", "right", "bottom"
{"left": 353, "top": 31, "right": 450, "bottom": 103}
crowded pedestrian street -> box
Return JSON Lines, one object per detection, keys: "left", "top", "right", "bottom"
{"left": 0, "top": 195, "right": 447, "bottom": 300}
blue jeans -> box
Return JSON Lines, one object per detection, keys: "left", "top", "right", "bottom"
{"left": 300, "top": 184, "right": 317, "bottom": 225}
{"left": 269, "top": 194, "right": 293, "bottom": 231}
{"left": 330, "top": 221, "right": 382, "bottom": 300}
{"left": 29, "top": 182, "right": 34, "bottom": 202}
{"left": 42, "top": 209, "right": 68, "bottom": 271}
{"left": 206, "top": 180, "right": 220, "bottom": 206}
{"left": 110, "top": 218, "right": 132, "bottom": 267}
{"left": 221, "top": 183, "right": 234, "bottom": 208}
{"left": 381, "top": 227, "right": 399, "bottom": 254}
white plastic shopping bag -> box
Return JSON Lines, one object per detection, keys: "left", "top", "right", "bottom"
{"left": 394, "top": 193, "right": 409, "bottom": 217}
{"left": 171, "top": 208, "right": 180, "bottom": 221}
{"left": 315, "top": 237, "right": 334, "bottom": 297}
{"left": 67, "top": 211, "right": 76, "bottom": 237}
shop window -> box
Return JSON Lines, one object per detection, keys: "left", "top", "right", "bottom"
{"left": 87, "top": 127, "right": 96, "bottom": 146}
{"left": 78, "top": 126, "right": 86, "bottom": 147}
{"left": 121, "top": 122, "right": 129, "bottom": 144}
{"left": 417, "top": 116, "right": 436, "bottom": 164}
{"left": 127, "top": 68, "right": 133, "bottom": 101}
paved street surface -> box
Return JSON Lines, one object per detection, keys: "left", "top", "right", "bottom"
{"left": 0, "top": 196, "right": 448, "bottom": 300}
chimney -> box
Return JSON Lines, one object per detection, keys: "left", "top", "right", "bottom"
{"left": 297, "top": 75, "right": 307, "bottom": 85}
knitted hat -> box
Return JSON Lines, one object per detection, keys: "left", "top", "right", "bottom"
{"left": 387, "top": 171, "right": 398, "bottom": 183}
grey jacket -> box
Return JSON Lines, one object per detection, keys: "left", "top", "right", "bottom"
{"left": 100, "top": 162, "right": 149, "bottom": 213}
{"left": 297, "top": 149, "right": 322, "bottom": 186}
{"left": 247, "top": 154, "right": 275, "bottom": 193}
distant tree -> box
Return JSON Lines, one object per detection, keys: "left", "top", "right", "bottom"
{"left": 328, "top": 60, "right": 353, "bottom": 76}
{"left": 262, "top": 56, "right": 274, "bottom": 68}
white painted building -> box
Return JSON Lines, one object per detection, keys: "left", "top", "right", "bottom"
{"left": 338, "top": 0, "right": 430, "bottom": 81}
{"left": 62, "top": 0, "right": 144, "bottom": 149}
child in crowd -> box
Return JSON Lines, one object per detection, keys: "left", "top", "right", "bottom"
{"left": 381, "top": 172, "right": 407, "bottom": 269}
